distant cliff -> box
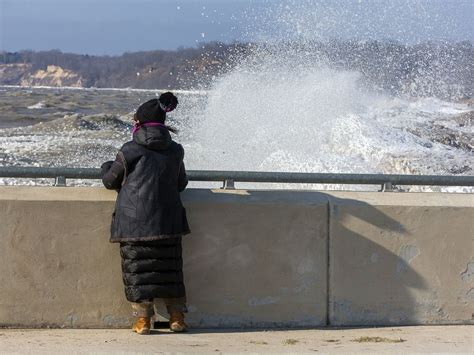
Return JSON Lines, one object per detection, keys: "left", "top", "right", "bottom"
{"left": 1, "top": 41, "right": 472, "bottom": 99}
{"left": 0, "top": 42, "right": 238, "bottom": 90}
{"left": 0, "top": 63, "right": 30, "bottom": 85}
{"left": 20, "top": 65, "right": 84, "bottom": 87}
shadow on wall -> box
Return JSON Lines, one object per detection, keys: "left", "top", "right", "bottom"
{"left": 327, "top": 195, "right": 428, "bottom": 326}
{"left": 178, "top": 189, "right": 428, "bottom": 327}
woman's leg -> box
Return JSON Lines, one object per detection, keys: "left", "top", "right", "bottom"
{"left": 131, "top": 300, "right": 155, "bottom": 318}
{"left": 162, "top": 297, "right": 188, "bottom": 332}
{"left": 163, "top": 297, "right": 187, "bottom": 313}
{"left": 130, "top": 301, "right": 154, "bottom": 335}
{"left": 121, "top": 238, "right": 186, "bottom": 332}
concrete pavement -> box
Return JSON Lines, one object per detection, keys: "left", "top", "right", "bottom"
{"left": 0, "top": 326, "right": 472, "bottom": 354}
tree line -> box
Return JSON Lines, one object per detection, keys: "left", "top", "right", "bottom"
{"left": 1, "top": 40, "right": 472, "bottom": 99}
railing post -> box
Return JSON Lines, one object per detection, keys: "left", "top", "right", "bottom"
{"left": 222, "top": 179, "right": 235, "bottom": 190}
{"left": 380, "top": 182, "right": 393, "bottom": 192}
{"left": 54, "top": 176, "right": 66, "bottom": 187}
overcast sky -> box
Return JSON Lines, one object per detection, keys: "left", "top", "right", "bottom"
{"left": 0, "top": 0, "right": 472, "bottom": 55}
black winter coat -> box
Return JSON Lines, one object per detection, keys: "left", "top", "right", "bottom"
{"left": 101, "top": 125, "right": 190, "bottom": 242}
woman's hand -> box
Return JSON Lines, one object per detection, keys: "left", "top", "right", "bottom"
{"left": 100, "top": 161, "right": 114, "bottom": 176}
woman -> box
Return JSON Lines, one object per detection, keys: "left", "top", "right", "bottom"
{"left": 101, "top": 92, "right": 190, "bottom": 335}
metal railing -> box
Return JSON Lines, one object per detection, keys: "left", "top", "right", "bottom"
{"left": 1, "top": 166, "right": 473, "bottom": 191}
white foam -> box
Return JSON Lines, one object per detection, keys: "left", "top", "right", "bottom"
{"left": 27, "top": 101, "right": 46, "bottom": 109}
{"left": 409, "top": 98, "right": 471, "bottom": 115}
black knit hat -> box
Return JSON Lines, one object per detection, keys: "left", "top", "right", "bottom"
{"left": 159, "top": 92, "right": 178, "bottom": 111}
{"left": 135, "top": 92, "right": 178, "bottom": 123}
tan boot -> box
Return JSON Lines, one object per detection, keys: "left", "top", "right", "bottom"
{"left": 132, "top": 317, "right": 151, "bottom": 335}
{"left": 169, "top": 311, "right": 188, "bottom": 332}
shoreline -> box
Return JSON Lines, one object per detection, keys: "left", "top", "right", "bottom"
{"left": 0, "top": 84, "right": 208, "bottom": 95}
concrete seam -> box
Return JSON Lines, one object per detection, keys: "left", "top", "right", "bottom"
{"left": 326, "top": 197, "right": 332, "bottom": 326}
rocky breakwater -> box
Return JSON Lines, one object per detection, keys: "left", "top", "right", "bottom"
{"left": 402, "top": 106, "right": 472, "bottom": 175}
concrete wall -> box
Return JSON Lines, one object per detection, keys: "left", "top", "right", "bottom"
{"left": 0, "top": 187, "right": 328, "bottom": 328}
{"left": 327, "top": 192, "right": 473, "bottom": 326}
{"left": 0, "top": 187, "right": 472, "bottom": 328}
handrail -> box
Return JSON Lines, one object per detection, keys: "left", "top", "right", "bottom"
{"left": 0, "top": 166, "right": 473, "bottom": 190}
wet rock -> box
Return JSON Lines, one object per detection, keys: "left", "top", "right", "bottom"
{"left": 449, "top": 165, "right": 472, "bottom": 174}
{"left": 408, "top": 122, "right": 473, "bottom": 152}
{"left": 452, "top": 111, "right": 472, "bottom": 127}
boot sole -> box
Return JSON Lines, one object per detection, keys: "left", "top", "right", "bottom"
{"left": 133, "top": 328, "right": 151, "bottom": 335}
{"left": 170, "top": 325, "right": 188, "bottom": 332}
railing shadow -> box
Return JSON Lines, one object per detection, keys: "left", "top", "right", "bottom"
{"left": 327, "top": 194, "right": 428, "bottom": 326}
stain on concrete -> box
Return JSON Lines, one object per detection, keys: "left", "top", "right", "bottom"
{"left": 467, "top": 289, "right": 474, "bottom": 300}
{"left": 397, "top": 245, "right": 420, "bottom": 273}
{"left": 248, "top": 296, "right": 280, "bottom": 307}
{"left": 102, "top": 315, "right": 131, "bottom": 327}
{"left": 66, "top": 314, "right": 78, "bottom": 328}
{"left": 370, "top": 253, "right": 379, "bottom": 263}
{"left": 460, "top": 262, "right": 474, "bottom": 282}
{"left": 226, "top": 244, "right": 253, "bottom": 267}
{"left": 433, "top": 306, "right": 445, "bottom": 317}
{"left": 297, "top": 259, "right": 316, "bottom": 274}
{"left": 293, "top": 279, "right": 312, "bottom": 294}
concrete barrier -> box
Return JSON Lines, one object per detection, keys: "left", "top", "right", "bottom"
{"left": 0, "top": 188, "right": 126, "bottom": 328}
{"left": 0, "top": 187, "right": 472, "bottom": 328}
{"left": 327, "top": 192, "right": 474, "bottom": 326}
{"left": 0, "top": 187, "right": 328, "bottom": 328}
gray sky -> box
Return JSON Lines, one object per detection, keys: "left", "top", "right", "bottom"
{"left": 0, "top": 0, "right": 472, "bottom": 55}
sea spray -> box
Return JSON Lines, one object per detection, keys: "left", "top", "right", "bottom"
{"left": 183, "top": 38, "right": 471, "bottom": 178}
{"left": 179, "top": 0, "right": 472, "bottom": 188}
{"left": 0, "top": 2, "right": 472, "bottom": 190}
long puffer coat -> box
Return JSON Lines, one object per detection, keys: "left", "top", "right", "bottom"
{"left": 101, "top": 125, "right": 189, "bottom": 301}
{"left": 120, "top": 238, "right": 185, "bottom": 302}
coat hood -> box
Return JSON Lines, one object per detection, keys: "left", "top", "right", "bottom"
{"left": 133, "top": 125, "right": 172, "bottom": 151}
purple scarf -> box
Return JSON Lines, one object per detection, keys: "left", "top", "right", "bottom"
{"left": 132, "top": 121, "right": 165, "bottom": 136}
